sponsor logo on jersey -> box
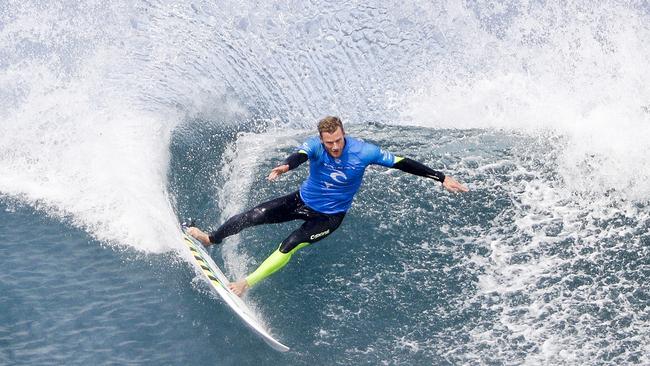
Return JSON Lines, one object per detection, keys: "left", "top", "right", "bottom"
{"left": 380, "top": 149, "right": 393, "bottom": 162}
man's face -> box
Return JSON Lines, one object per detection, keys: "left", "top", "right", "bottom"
{"left": 320, "top": 127, "right": 345, "bottom": 158}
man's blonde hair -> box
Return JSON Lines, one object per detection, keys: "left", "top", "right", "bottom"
{"left": 317, "top": 116, "right": 344, "bottom": 136}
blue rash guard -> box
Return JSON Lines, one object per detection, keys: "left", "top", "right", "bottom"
{"left": 296, "top": 136, "right": 397, "bottom": 214}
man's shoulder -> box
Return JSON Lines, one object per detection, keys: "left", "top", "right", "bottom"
{"left": 346, "top": 136, "right": 379, "bottom": 156}
{"left": 299, "top": 136, "right": 323, "bottom": 154}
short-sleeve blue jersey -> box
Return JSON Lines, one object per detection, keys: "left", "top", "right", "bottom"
{"left": 296, "top": 136, "right": 397, "bottom": 214}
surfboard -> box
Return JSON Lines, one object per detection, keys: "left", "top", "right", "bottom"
{"left": 181, "top": 227, "right": 290, "bottom": 352}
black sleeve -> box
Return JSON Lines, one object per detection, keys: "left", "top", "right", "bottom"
{"left": 283, "top": 152, "right": 308, "bottom": 170}
{"left": 392, "top": 157, "right": 445, "bottom": 183}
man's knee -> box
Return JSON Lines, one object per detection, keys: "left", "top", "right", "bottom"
{"left": 279, "top": 233, "right": 302, "bottom": 253}
{"left": 246, "top": 206, "right": 268, "bottom": 224}
{"left": 279, "top": 227, "right": 332, "bottom": 253}
{"left": 279, "top": 240, "right": 310, "bottom": 255}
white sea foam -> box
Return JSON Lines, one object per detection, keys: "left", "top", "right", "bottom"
{"left": 402, "top": 1, "right": 650, "bottom": 201}
{"left": 395, "top": 3, "right": 650, "bottom": 362}
{"left": 0, "top": 67, "right": 181, "bottom": 252}
{"left": 0, "top": 1, "right": 240, "bottom": 253}
{"left": 447, "top": 138, "right": 650, "bottom": 364}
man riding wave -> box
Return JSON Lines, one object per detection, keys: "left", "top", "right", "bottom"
{"left": 188, "top": 116, "right": 468, "bottom": 296}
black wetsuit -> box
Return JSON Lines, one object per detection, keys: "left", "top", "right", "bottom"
{"left": 209, "top": 190, "right": 345, "bottom": 254}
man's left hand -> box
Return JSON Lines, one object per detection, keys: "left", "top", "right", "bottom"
{"left": 443, "top": 176, "right": 469, "bottom": 193}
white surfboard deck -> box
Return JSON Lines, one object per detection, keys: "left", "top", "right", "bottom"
{"left": 181, "top": 228, "right": 290, "bottom": 352}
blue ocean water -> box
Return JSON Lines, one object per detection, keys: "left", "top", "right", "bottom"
{"left": 2, "top": 1, "right": 650, "bottom": 365}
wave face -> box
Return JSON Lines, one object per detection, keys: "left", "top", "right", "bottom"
{"left": 1, "top": 1, "right": 649, "bottom": 364}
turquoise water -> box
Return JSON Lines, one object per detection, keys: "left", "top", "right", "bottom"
{"left": 2, "top": 1, "right": 650, "bottom": 365}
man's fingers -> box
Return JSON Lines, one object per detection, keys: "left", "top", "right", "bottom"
{"left": 267, "top": 168, "right": 280, "bottom": 181}
{"left": 268, "top": 165, "right": 289, "bottom": 181}
{"left": 452, "top": 183, "right": 469, "bottom": 192}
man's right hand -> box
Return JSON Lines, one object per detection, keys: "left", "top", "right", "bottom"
{"left": 187, "top": 227, "right": 211, "bottom": 246}
{"left": 267, "top": 164, "right": 289, "bottom": 181}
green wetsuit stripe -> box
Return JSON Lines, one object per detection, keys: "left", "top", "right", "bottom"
{"left": 245, "top": 242, "right": 310, "bottom": 287}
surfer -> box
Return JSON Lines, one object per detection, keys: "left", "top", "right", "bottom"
{"left": 188, "top": 116, "right": 469, "bottom": 296}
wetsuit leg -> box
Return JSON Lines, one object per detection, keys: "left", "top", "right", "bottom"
{"left": 245, "top": 212, "right": 345, "bottom": 287}
{"left": 278, "top": 213, "right": 345, "bottom": 253}
{"left": 208, "top": 191, "right": 302, "bottom": 244}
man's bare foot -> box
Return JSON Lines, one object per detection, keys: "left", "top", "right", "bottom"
{"left": 228, "top": 279, "right": 249, "bottom": 297}
{"left": 186, "top": 227, "right": 211, "bottom": 247}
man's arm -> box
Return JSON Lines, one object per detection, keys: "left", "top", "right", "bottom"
{"left": 393, "top": 157, "right": 445, "bottom": 182}
{"left": 284, "top": 151, "right": 309, "bottom": 169}
{"left": 392, "top": 157, "right": 469, "bottom": 192}
{"left": 267, "top": 151, "right": 308, "bottom": 181}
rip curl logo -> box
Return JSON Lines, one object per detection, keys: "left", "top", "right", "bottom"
{"left": 330, "top": 170, "right": 347, "bottom": 183}
{"left": 324, "top": 170, "right": 347, "bottom": 189}
{"left": 310, "top": 229, "right": 330, "bottom": 240}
